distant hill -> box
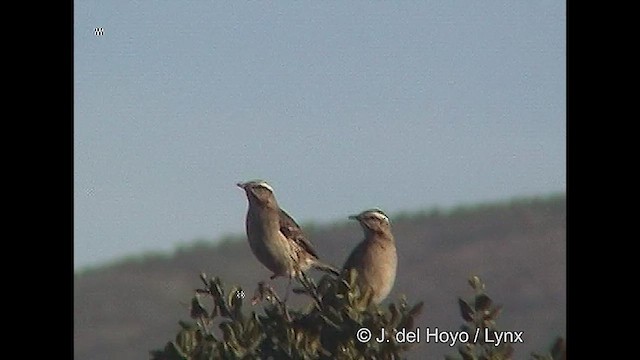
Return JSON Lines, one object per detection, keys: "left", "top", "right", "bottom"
{"left": 74, "top": 194, "right": 566, "bottom": 359}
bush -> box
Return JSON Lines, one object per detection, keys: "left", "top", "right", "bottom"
{"left": 446, "top": 276, "right": 565, "bottom": 360}
{"left": 150, "top": 270, "right": 423, "bottom": 359}
{"left": 150, "top": 274, "right": 564, "bottom": 359}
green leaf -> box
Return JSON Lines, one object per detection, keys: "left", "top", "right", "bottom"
{"left": 175, "top": 329, "right": 197, "bottom": 354}
{"left": 177, "top": 320, "right": 196, "bottom": 330}
{"left": 474, "top": 294, "right": 492, "bottom": 312}
{"left": 317, "top": 276, "right": 332, "bottom": 294}
{"left": 483, "top": 304, "right": 502, "bottom": 321}
{"left": 388, "top": 303, "right": 400, "bottom": 327}
{"left": 164, "top": 341, "right": 189, "bottom": 360}
{"left": 210, "top": 278, "right": 224, "bottom": 299}
{"left": 227, "top": 286, "right": 238, "bottom": 308}
{"left": 408, "top": 301, "right": 424, "bottom": 317}
{"left": 468, "top": 276, "right": 484, "bottom": 292}
{"left": 220, "top": 322, "right": 238, "bottom": 346}
{"left": 210, "top": 303, "right": 218, "bottom": 319}
{"left": 458, "top": 298, "right": 475, "bottom": 322}
{"left": 190, "top": 296, "right": 208, "bottom": 319}
{"left": 228, "top": 287, "right": 244, "bottom": 320}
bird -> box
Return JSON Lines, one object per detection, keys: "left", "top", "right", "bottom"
{"left": 342, "top": 208, "right": 397, "bottom": 304}
{"left": 236, "top": 180, "right": 339, "bottom": 296}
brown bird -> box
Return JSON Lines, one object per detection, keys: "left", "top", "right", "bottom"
{"left": 343, "top": 208, "right": 397, "bottom": 304}
{"left": 237, "top": 180, "right": 339, "bottom": 294}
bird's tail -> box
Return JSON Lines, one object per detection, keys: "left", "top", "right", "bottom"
{"left": 312, "top": 260, "right": 340, "bottom": 276}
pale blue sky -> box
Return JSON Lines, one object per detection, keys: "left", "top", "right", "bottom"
{"left": 74, "top": 1, "right": 565, "bottom": 270}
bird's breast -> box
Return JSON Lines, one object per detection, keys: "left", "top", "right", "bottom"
{"left": 245, "top": 210, "right": 293, "bottom": 276}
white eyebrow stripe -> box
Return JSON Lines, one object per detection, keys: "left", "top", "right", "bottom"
{"left": 256, "top": 181, "right": 274, "bottom": 193}
{"left": 369, "top": 211, "right": 389, "bottom": 223}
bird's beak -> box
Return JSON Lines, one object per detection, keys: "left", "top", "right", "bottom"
{"left": 236, "top": 182, "right": 246, "bottom": 189}
{"left": 348, "top": 214, "right": 359, "bottom": 221}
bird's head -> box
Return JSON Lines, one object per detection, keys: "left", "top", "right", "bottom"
{"left": 348, "top": 208, "right": 391, "bottom": 234}
{"left": 237, "top": 179, "right": 277, "bottom": 207}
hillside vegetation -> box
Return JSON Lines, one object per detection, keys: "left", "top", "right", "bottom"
{"left": 74, "top": 194, "right": 566, "bottom": 359}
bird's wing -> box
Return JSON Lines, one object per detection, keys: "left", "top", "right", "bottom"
{"left": 279, "top": 208, "right": 319, "bottom": 259}
{"left": 342, "top": 240, "right": 367, "bottom": 271}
